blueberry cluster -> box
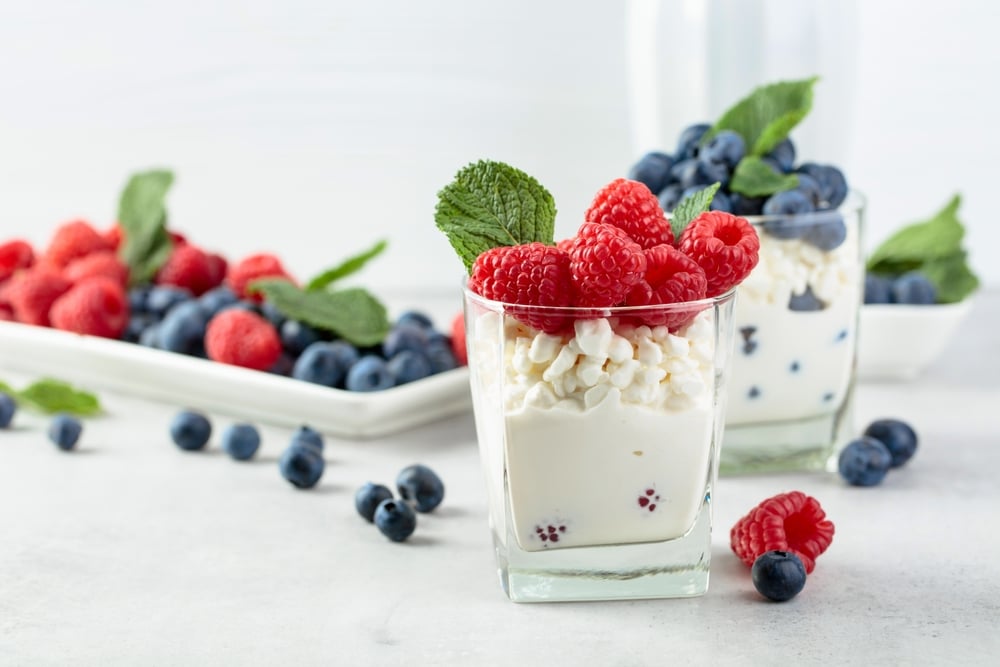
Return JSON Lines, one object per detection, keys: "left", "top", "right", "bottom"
{"left": 355, "top": 464, "right": 445, "bottom": 542}
{"left": 125, "top": 285, "right": 460, "bottom": 390}
{"left": 864, "top": 272, "right": 937, "bottom": 305}
{"left": 838, "top": 418, "right": 918, "bottom": 486}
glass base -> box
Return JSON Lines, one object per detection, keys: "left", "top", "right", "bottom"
{"left": 493, "top": 491, "right": 713, "bottom": 603}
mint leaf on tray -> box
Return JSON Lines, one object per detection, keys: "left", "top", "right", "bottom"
{"left": 305, "top": 239, "right": 388, "bottom": 292}
{"left": 435, "top": 160, "right": 556, "bottom": 271}
{"left": 705, "top": 77, "right": 818, "bottom": 157}
{"left": 117, "top": 169, "right": 175, "bottom": 285}
{"left": 670, "top": 183, "right": 720, "bottom": 238}
{"left": 0, "top": 378, "right": 102, "bottom": 416}
{"left": 729, "top": 156, "right": 799, "bottom": 197}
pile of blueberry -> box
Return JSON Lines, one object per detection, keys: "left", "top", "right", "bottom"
{"left": 864, "top": 272, "right": 938, "bottom": 305}
{"left": 126, "top": 284, "right": 460, "bottom": 391}
{"left": 838, "top": 418, "right": 918, "bottom": 487}
{"left": 355, "top": 464, "right": 445, "bottom": 542}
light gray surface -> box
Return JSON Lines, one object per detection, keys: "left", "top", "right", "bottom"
{"left": 1, "top": 292, "right": 998, "bottom": 666}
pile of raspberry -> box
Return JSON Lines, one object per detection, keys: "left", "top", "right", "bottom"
{"left": 469, "top": 178, "right": 760, "bottom": 333}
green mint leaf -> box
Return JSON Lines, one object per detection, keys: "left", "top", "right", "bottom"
{"left": 117, "top": 170, "right": 175, "bottom": 285}
{"left": 866, "top": 194, "right": 964, "bottom": 270}
{"left": 670, "top": 183, "right": 721, "bottom": 238}
{"left": 249, "top": 279, "right": 390, "bottom": 347}
{"left": 435, "top": 160, "right": 556, "bottom": 271}
{"left": 705, "top": 77, "right": 818, "bottom": 156}
{"left": 3, "top": 378, "right": 102, "bottom": 416}
{"left": 305, "top": 239, "right": 388, "bottom": 292}
{"left": 729, "top": 156, "right": 800, "bottom": 197}
{"left": 920, "top": 251, "right": 980, "bottom": 304}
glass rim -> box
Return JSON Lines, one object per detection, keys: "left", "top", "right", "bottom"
{"left": 742, "top": 189, "right": 866, "bottom": 226}
{"left": 462, "top": 284, "right": 736, "bottom": 315}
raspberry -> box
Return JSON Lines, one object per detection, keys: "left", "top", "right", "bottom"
{"left": 205, "top": 252, "right": 228, "bottom": 288}
{"left": 585, "top": 178, "right": 674, "bottom": 248}
{"left": 49, "top": 277, "right": 129, "bottom": 339}
{"left": 227, "top": 253, "right": 295, "bottom": 302}
{"left": 730, "top": 490, "right": 835, "bottom": 574}
{"left": 6, "top": 266, "right": 72, "bottom": 326}
{"left": 676, "top": 211, "right": 760, "bottom": 297}
{"left": 44, "top": 220, "right": 113, "bottom": 269}
{"left": 469, "top": 243, "right": 574, "bottom": 333}
{"left": 0, "top": 240, "right": 35, "bottom": 283}
{"left": 450, "top": 311, "right": 467, "bottom": 366}
{"left": 155, "top": 244, "right": 222, "bottom": 296}
{"left": 64, "top": 251, "right": 129, "bottom": 286}
{"left": 567, "top": 222, "right": 646, "bottom": 307}
{"left": 102, "top": 224, "right": 124, "bottom": 251}
{"left": 625, "top": 244, "right": 708, "bottom": 329}
{"left": 205, "top": 309, "right": 282, "bottom": 371}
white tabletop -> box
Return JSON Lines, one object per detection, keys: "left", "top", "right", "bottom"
{"left": 2, "top": 291, "right": 998, "bottom": 666}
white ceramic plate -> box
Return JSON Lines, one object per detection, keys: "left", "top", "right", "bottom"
{"left": 857, "top": 299, "right": 974, "bottom": 381}
{"left": 0, "top": 320, "right": 471, "bottom": 438}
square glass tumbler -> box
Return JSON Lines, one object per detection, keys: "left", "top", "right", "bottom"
{"left": 464, "top": 288, "right": 738, "bottom": 602}
{"left": 721, "top": 192, "right": 866, "bottom": 474}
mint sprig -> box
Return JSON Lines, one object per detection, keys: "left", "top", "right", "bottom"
{"left": 435, "top": 160, "right": 556, "bottom": 271}
{"left": 117, "top": 169, "right": 175, "bottom": 285}
{"left": 867, "top": 194, "right": 980, "bottom": 303}
{"left": 704, "top": 77, "right": 818, "bottom": 156}
{"left": 670, "top": 183, "right": 720, "bottom": 238}
{"left": 249, "top": 280, "right": 390, "bottom": 347}
{"left": 729, "top": 156, "right": 800, "bottom": 197}
{"left": 305, "top": 239, "right": 388, "bottom": 292}
{"left": 0, "top": 378, "right": 102, "bottom": 416}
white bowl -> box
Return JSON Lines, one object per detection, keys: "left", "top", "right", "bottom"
{"left": 857, "top": 299, "right": 974, "bottom": 381}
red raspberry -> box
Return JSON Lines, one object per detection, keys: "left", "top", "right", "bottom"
{"left": 625, "top": 244, "right": 708, "bottom": 329}
{"left": 205, "top": 252, "right": 228, "bottom": 288}
{"left": 155, "top": 244, "right": 222, "bottom": 296}
{"left": 469, "top": 242, "right": 574, "bottom": 333}
{"left": 567, "top": 222, "right": 646, "bottom": 308}
{"left": 64, "top": 251, "right": 129, "bottom": 287}
{"left": 450, "top": 312, "right": 467, "bottom": 366}
{"left": 730, "top": 490, "right": 835, "bottom": 574}
{"left": 0, "top": 240, "right": 35, "bottom": 283}
{"left": 102, "top": 224, "right": 124, "bottom": 251}
{"left": 227, "top": 253, "right": 295, "bottom": 302}
{"left": 585, "top": 178, "right": 674, "bottom": 248}
{"left": 49, "top": 277, "right": 129, "bottom": 339}
{"left": 676, "top": 211, "right": 760, "bottom": 297}
{"left": 6, "top": 266, "right": 72, "bottom": 326}
{"left": 0, "top": 302, "right": 13, "bottom": 322}
{"left": 44, "top": 220, "right": 113, "bottom": 269}
{"left": 205, "top": 309, "right": 282, "bottom": 371}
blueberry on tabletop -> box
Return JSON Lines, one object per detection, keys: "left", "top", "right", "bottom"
{"left": 627, "top": 151, "right": 675, "bottom": 195}
{"left": 788, "top": 286, "right": 826, "bottom": 312}
{"left": 345, "top": 355, "right": 395, "bottom": 392}
{"left": 280, "top": 319, "right": 321, "bottom": 356}
{"left": 374, "top": 499, "right": 417, "bottom": 542}
{"left": 797, "top": 163, "right": 848, "bottom": 209}
{"left": 158, "top": 300, "right": 209, "bottom": 355}
{"left": 395, "top": 310, "right": 436, "bottom": 331}
{"left": 146, "top": 286, "right": 193, "bottom": 319}
{"left": 48, "top": 413, "right": 83, "bottom": 451}
{"left": 838, "top": 436, "right": 893, "bottom": 486}
{"left": 751, "top": 551, "right": 807, "bottom": 602}
{"left": 766, "top": 138, "right": 796, "bottom": 173}
{"left": 802, "top": 213, "right": 848, "bottom": 251}
{"left": 675, "top": 123, "right": 711, "bottom": 160}
{"left": 290, "top": 424, "right": 324, "bottom": 453}
{"left": 890, "top": 272, "right": 937, "bottom": 305}
{"left": 0, "top": 393, "right": 17, "bottom": 428}
{"left": 864, "top": 274, "right": 893, "bottom": 304}
{"left": 658, "top": 184, "right": 685, "bottom": 213}
{"left": 396, "top": 464, "right": 445, "bottom": 513}
{"left": 197, "top": 286, "right": 239, "bottom": 318}
{"left": 170, "top": 410, "right": 213, "bottom": 451}
{"left": 355, "top": 482, "right": 394, "bottom": 522}
{"left": 292, "top": 341, "right": 357, "bottom": 387}
{"left": 698, "top": 129, "right": 745, "bottom": 169}
{"left": 863, "top": 418, "right": 918, "bottom": 468}
{"left": 221, "top": 423, "right": 261, "bottom": 461}
{"left": 279, "top": 443, "right": 325, "bottom": 489}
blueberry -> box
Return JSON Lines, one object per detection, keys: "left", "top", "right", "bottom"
{"left": 382, "top": 324, "right": 429, "bottom": 358}
{"left": 0, "top": 393, "right": 17, "bottom": 428}
{"left": 280, "top": 320, "right": 321, "bottom": 356}
{"left": 373, "top": 498, "right": 417, "bottom": 542}
{"left": 290, "top": 424, "right": 324, "bottom": 453}
{"left": 387, "top": 350, "right": 433, "bottom": 386}
{"left": 279, "top": 443, "right": 324, "bottom": 489}
{"left": 763, "top": 189, "right": 816, "bottom": 217}
{"left": 863, "top": 419, "right": 918, "bottom": 468}
{"left": 838, "top": 436, "right": 893, "bottom": 486}
{"left": 138, "top": 323, "right": 161, "bottom": 348}
{"left": 197, "top": 286, "right": 239, "bottom": 318}
{"left": 657, "top": 184, "right": 685, "bottom": 212}
{"left": 170, "top": 410, "right": 212, "bottom": 451}
{"left": 864, "top": 274, "right": 893, "bottom": 304}
{"left": 788, "top": 286, "right": 825, "bottom": 312}
{"left": 292, "top": 341, "right": 358, "bottom": 387}
{"left": 797, "top": 163, "right": 848, "bottom": 209}
{"left": 396, "top": 464, "right": 445, "bottom": 512}
{"left": 729, "top": 192, "right": 765, "bottom": 216}
{"left": 802, "top": 213, "right": 848, "bottom": 251}
{"left": 751, "top": 551, "right": 807, "bottom": 602}
{"left": 676, "top": 158, "right": 729, "bottom": 189}
{"left": 123, "top": 313, "right": 156, "bottom": 343}
{"left": 158, "top": 300, "right": 209, "bottom": 355}
{"left": 345, "top": 355, "right": 394, "bottom": 392}
{"left": 766, "top": 138, "right": 796, "bottom": 173}
{"left": 128, "top": 285, "right": 152, "bottom": 314}
{"left": 709, "top": 190, "right": 732, "bottom": 213}
{"left": 396, "top": 310, "right": 436, "bottom": 331}
{"left": 890, "top": 272, "right": 937, "bottom": 305}
{"left": 146, "top": 286, "right": 193, "bottom": 318}
{"left": 627, "top": 151, "right": 675, "bottom": 195}
{"left": 675, "top": 123, "right": 710, "bottom": 160}
{"left": 221, "top": 423, "right": 261, "bottom": 461}
{"left": 794, "top": 173, "right": 823, "bottom": 208}
{"left": 698, "top": 129, "right": 745, "bottom": 169}
{"left": 260, "top": 301, "right": 287, "bottom": 330}
{"left": 355, "top": 482, "right": 394, "bottom": 522}
{"left": 268, "top": 353, "right": 296, "bottom": 376}
{"left": 424, "top": 339, "right": 458, "bottom": 374}
{"left": 48, "top": 413, "right": 83, "bottom": 451}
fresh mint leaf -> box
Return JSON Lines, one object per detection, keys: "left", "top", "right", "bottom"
{"left": 435, "top": 160, "right": 556, "bottom": 271}
{"left": 305, "top": 239, "right": 388, "bottom": 292}
{"left": 670, "top": 183, "right": 721, "bottom": 238}
{"left": 729, "top": 156, "right": 800, "bottom": 197}
{"left": 866, "top": 195, "right": 964, "bottom": 269}
{"left": 249, "top": 279, "right": 390, "bottom": 347}
{"left": 705, "top": 77, "right": 818, "bottom": 156}
{"left": 1, "top": 378, "right": 102, "bottom": 416}
{"left": 921, "top": 251, "right": 980, "bottom": 304}
{"left": 117, "top": 169, "right": 175, "bottom": 285}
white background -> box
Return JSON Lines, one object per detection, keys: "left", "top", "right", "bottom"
{"left": 1, "top": 0, "right": 997, "bottom": 301}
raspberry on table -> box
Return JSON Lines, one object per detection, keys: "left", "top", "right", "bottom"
{"left": 0, "top": 239, "right": 35, "bottom": 283}
{"left": 567, "top": 222, "right": 646, "bottom": 308}
{"left": 156, "top": 244, "right": 223, "bottom": 296}
{"left": 6, "top": 266, "right": 72, "bottom": 326}
{"left": 64, "top": 251, "right": 129, "bottom": 287}
{"left": 227, "top": 253, "right": 295, "bottom": 302}
{"left": 677, "top": 210, "right": 760, "bottom": 297}
{"left": 730, "top": 490, "right": 835, "bottom": 574}
{"left": 625, "top": 244, "right": 707, "bottom": 328}
{"left": 49, "top": 276, "right": 130, "bottom": 339}
{"left": 43, "top": 220, "right": 113, "bottom": 269}
{"left": 205, "top": 309, "right": 282, "bottom": 371}
{"left": 584, "top": 178, "right": 674, "bottom": 248}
